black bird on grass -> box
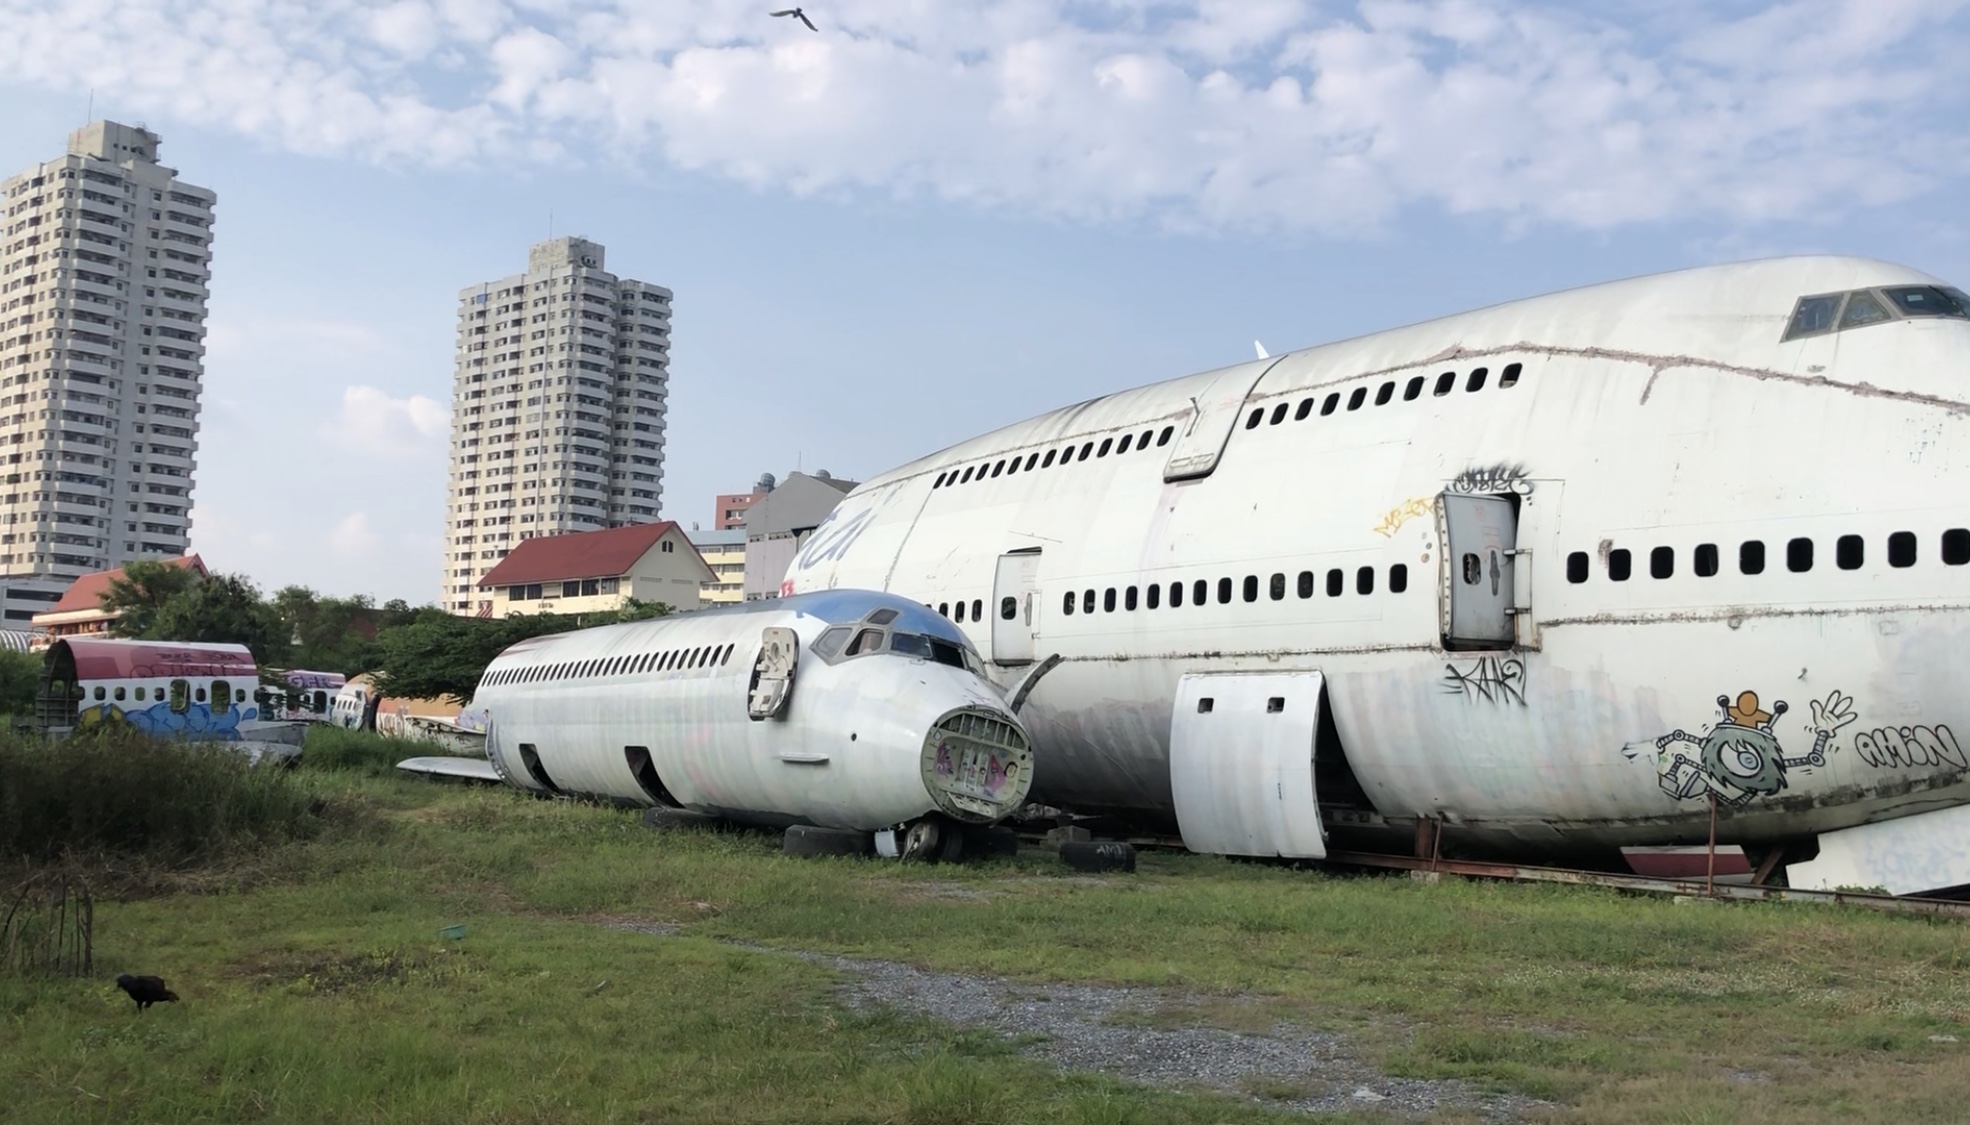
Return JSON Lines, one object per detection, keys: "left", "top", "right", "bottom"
{"left": 770, "top": 7, "right": 818, "bottom": 31}
{"left": 115, "top": 974, "right": 178, "bottom": 1012}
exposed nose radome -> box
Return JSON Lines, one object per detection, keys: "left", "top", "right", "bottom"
{"left": 921, "top": 708, "right": 1033, "bottom": 823}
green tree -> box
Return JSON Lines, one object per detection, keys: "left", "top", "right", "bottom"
{"left": 0, "top": 648, "right": 40, "bottom": 716}
{"left": 368, "top": 602, "right": 674, "bottom": 704}
{"left": 271, "top": 585, "right": 381, "bottom": 675}
{"left": 146, "top": 573, "right": 290, "bottom": 664}
{"left": 102, "top": 559, "right": 202, "bottom": 638}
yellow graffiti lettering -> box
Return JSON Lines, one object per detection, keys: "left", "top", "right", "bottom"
{"left": 1373, "top": 497, "right": 1433, "bottom": 538}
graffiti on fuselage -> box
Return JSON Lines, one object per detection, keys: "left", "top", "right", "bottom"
{"left": 1446, "top": 463, "right": 1533, "bottom": 496}
{"left": 1853, "top": 724, "right": 1968, "bottom": 770}
{"left": 1441, "top": 657, "right": 1527, "bottom": 706}
{"left": 76, "top": 699, "right": 258, "bottom": 741}
{"left": 1632, "top": 689, "right": 1855, "bottom": 807}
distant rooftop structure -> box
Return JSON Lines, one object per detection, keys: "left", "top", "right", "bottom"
{"left": 31, "top": 555, "right": 209, "bottom": 647}
{"left": 742, "top": 472, "right": 859, "bottom": 599}
{"left": 476, "top": 523, "right": 712, "bottom": 618}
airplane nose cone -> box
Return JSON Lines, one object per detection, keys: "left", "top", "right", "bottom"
{"left": 921, "top": 707, "right": 1034, "bottom": 823}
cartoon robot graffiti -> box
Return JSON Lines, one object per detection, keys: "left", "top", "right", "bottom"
{"left": 1644, "top": 690, "right": 1857, "bottom": 807}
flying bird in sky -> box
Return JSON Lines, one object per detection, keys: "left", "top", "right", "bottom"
{"left": 770, "top": 7, "right": 818, "bottom": 31}
{"left": 115, "top": 974, "right": 179, "bottom": 1013}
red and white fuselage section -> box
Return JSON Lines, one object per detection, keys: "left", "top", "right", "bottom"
{"left": 787, "top": 255, "right": 1970, "bottom": 869}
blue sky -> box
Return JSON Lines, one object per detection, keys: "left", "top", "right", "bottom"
{"left": 1, "top": 0, "right": 1966, "bottom": 604}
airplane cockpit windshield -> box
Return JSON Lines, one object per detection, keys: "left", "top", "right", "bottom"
{"left": 1784, "top": 285, "right": 1970, "bottom": 341}
{"left": 811, "top": 616, "right": 987, "bottom": 676}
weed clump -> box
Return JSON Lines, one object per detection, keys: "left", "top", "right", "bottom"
{"left": 0, "top": 726, "right": 322, "bottom": 864}
{"left": 301, "top": 726, "right": 429, "bottom": 777}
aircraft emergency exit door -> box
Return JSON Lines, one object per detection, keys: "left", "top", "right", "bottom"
{"left": 991, "top": 550, "right": 1041, "bottom": 665}
{"left": 1437, "top": 493, "right": 1518, "bottom": 649}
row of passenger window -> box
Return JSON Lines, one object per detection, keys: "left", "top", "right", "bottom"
{"left": 485, "top": 643, "right": 738, "bottom": 685}
{"left": 1565, "top": 529, "right": 1970, "bottom": 583}
{"left": 1242, "top": 362, "right": 1523, "bottom": 431}
{"left": 932, "top": 424, "right": 1178, "bottom": 489}
{"left": 1061, "top": 565, "right": 1410, "bottom": 616}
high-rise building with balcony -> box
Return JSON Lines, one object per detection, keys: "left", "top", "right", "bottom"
{"left": 441, "top": 237, "right": 672, "bottom": 614}
{"left": 0, "top": 122, "right": 213, "bottom": 625}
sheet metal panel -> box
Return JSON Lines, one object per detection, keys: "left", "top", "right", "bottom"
{"left": 1169, "top": 670, "right": 1326, "bottom": 858}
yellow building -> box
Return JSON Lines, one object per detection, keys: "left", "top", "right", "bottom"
{"left": 476, "top": 523, "right": 714, "bottom": 619}
{"left": 690, "top": 529, "right": 746, "bottom": 605}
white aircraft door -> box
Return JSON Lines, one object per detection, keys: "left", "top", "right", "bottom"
{"left": 1169, "top": 671, "right": 1326, "bottom": 858}
{"left": 990, "top": 550, "right": 1041, "bottom": 665}
{"left": 1162, "top": 358, "right": 1278, "bottom": 482}
{"left": 1438, "top": 493, "right": 1518, "bottom": 648}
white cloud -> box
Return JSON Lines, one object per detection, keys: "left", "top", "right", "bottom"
{"left": 324, "top": 384, "right": 449, "bottom": 459}
{"left": 1, "top": 0, "right": 1966, "bottom": 232}
{"left": 329, "top": 511, "right": 382, "bottom": 558}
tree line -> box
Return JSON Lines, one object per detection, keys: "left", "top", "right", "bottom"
{"left": 89, "top": 561, "right": 673, "bottom": 704}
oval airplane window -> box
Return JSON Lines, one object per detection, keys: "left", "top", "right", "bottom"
{"left": 1191, "top": 579, "right": 1207, "bottom": 606}
{"left": 1321, "top": 393, "right": 1339, "bottom": 416}
{"left": 1097, "top": 438, "right": 1112, "bottom": 457}
{"left": 1889, "top": 531, "right": 1916, "bottom": 567}
{"left": 1242, "top": 575, "right": 1258, "bottom": 602}
{"left": 1374, "top": 381, "right": 1394, "bottom": 406}
{"left": 1079, "top": 442, "right": 1094, "bottom": 461}
{"left": 1297, "top": 571, "right": 1314, "bottom": 598}
{"left": 1462, "top": 553, "right": 1481, "bottom": 584}
{"left": 1326, "top": 568, "right": 1343, "bottom": 597}
{"left": 1566, "top": 552, "right": 1589, "bottom": 583}
{"left": 1025, "top": 453, "right": 1040, "bottom": 470}
{"left": 1404, "top": 376, "right": 1424, "bottom": 401}
{"left": 954, "top": 601, "right": 966, "bottom": 622}
{"left": 1347, "top": 387, "right": 1366, "bottom": 411}
{"left": 1837, "top": 535, "right": 1863, "bottom": 570}
{"left": 1945, "top": 529, "right": 1970, "bottom": 565}
{"left": 933, "top": 472, "right": 947, "bottom": 488}
{"left": 1357, "top": 566, "right": 1375, "bottom": 595}
{"left": 1125, "top": 586, "right": 1138, "bottom": 611}
{"left": 1694, "top": 543, "right": 1719, "bottom": 577}
{"left": 991, "top": 460, "right": 1004, "bottom": 477}
{"left": 1245, "top": 408, "right": 1263, "bottom": 430}
{"left": 1157, "top": 426, "right": 1174, "bottom": 445}
{"left": 1217, "top": 577, "right": 1232, "bottom": 604}
{"left": 1651, "top": 547, "right": 1674, "bottom": 579}
{"left": 1787, "top": 538, "right": 1814, "bottom": 572}
{"left": 1146, "top": 584, "right": 1160, "bottom": 609}
{"left": 1117, "top": 433, "right": 1133, "bottom": 453}
{"left": 1104, "top": 588, "right": 1117, "bottom": 613}
{"left": 1466, "top": 367, "right": 1488, "bottom": 392}
{"left": 1005, "top": 457, "right": 1020, "bottom": 475}
{"left": 1434, "top": 372, "right": 1455, "bottom": 396}
{"left": 1500, "top": 363, "right": 1523, "bottom": 388}
{"left": 960, "top": 466, "right": 974, "bottom": 483}
{"left": 1270, "top": 403, "right": 1288, "bottom": 425}
{"left": 1061, "top": 593, "right": 1074, "bottom": 615}
{"left": 1294, "top": 399, "right": 1313, "bottom": 421}
{"left": 1000, "top": 596, "right": 1017, "bottom": 620}
{"left": 1083, "top": 590, "right": 1095, "bottom": 614}
{"left": 1608, "top": 549, "right": 1632, "bottom": 581}
{"left": 1042, "top": 450, "right": 1057, "bottom": 468}
{"left": 971, "top": 599, "right": 982, "bottom": 620}
{"left": 1269, "top": 573, "right": 1285, "bottom": 600}
{"left": 1389, "top": 564, "right": 1408, "bottom": 593}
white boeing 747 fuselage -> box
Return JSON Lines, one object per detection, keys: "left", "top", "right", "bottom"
{"left": 787, "top": 256, "right": 1970, "bottom": 858}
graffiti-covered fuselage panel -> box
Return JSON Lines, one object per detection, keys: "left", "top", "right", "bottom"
{"left": 789, "top": 256, "right": 1970, "bottom": 851}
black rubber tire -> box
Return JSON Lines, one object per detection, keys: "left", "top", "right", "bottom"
{"left": 1060, "top": 840, "right": 1137, "bottom": 873}
{"left": 965, "top": 825, "right": 1019, "bottom": 859}
{"left": 642, "top": 807, "right": 719, "bottom": 831}
{"left": 782, "top": 824, "right": 875, "bottom": 858}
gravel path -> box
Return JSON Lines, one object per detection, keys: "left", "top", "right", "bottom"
{"left": 605, "top": 921, "right": 1545, "bottom": 1119}
{"left": 812, "top": 951, "right": 1545, "bottom": 1120}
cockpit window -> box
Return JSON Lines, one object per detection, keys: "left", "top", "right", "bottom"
{"left": 1784, "top": 284, "right": 1970, "bottom": 342}
{"left": 1883, "top": 286, "right": 1970, "bottom": 319}
{"left": 1783, "top": 293, "right": 1843, "bottom": 340}
{"left": 1839, "top": 291, "right": 1891, "bottom": 329}
{"left": 811, "top": 626, "right": 850, "bottom": 659}
{"left": 845, "top": 628, "right": 885, "bottom": 656}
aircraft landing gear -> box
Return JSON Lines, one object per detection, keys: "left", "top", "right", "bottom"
{"left": 900, "top": 814, "right": 965, "bottom": 863}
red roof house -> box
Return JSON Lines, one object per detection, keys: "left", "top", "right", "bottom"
{"left": 474, "top": 524, "right": 713, "bottom": 617}
{"left": 30, "top": 554, "right": 208, "bottom": 647}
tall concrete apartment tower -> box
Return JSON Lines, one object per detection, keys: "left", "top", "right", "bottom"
{"left": 442, "top": 237, "right": 671, "bottom": 614}
{"left": 0, "top": 122, "right": 213, "bottom": 625}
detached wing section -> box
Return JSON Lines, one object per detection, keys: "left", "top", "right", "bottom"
{"left": 397, "top": 756, "right": 503, "bottom": 783}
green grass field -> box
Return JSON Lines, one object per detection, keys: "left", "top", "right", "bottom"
{"left": 5, "top": 730, "right": 1970, "bottom": 1123}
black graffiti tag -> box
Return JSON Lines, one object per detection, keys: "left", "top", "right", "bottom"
{"left": 1853, "top": 724, "right": 1968, "bottom": 770}
{"left": 1446, "top": 463, "right": 1532, "bottom": 496}
{"left": 1441, "top": 657, "right": 1527, "bottom": 706}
